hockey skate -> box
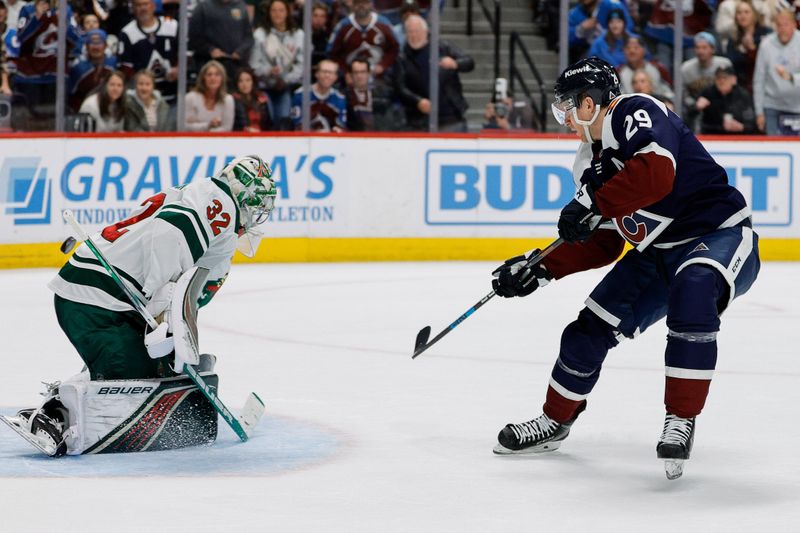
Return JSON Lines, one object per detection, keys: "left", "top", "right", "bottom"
{"left": 0, "top": 408, "right": 67, "bottom": 457}
{"left": 656, "top": 414, "right": 695, "bottom": 480}
{"left": 493, "top": 401, "right": 586, "bottom": 455}
{"left": 0, "top": 381, "right": 68, "bottom": 457}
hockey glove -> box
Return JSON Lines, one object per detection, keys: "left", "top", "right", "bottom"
{"left": 558, "top": 184, "right": 602, "bottom": 243}
{"left": 144, "top": 322, "right": 174, "bottom": 359}
{"left": 492, "top": 249, "right": 553, "bottom": 298}
{"left": 146, "top": 281, "right": 176, "bottom": 323}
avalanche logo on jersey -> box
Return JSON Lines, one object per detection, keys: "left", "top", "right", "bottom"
{"left": 0, "top": 157, "right": 52, "bottom": 225}
{"left": 613, "top": 209, "right": 672, "bottom": 250}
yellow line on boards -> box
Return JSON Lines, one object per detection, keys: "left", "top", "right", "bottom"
{"left": 1, "top": 237, "right": 798, "bottom": 269}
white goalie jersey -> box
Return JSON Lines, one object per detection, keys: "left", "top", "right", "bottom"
{"left": 49, "top": 178, "right": 240, "bottom": 313}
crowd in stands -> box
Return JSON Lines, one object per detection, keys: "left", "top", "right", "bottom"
{"left": 1, "top": 0, "right": 800, "bottom": 135}
{"left": 0, "top": 0, "right": 483, "bottom": 133}
{"left": 559, "top": 0, "right": 800, "bottom": 135}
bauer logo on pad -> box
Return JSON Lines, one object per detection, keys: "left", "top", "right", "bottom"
{"left": 0, "top": 157, "right": 52, "bottom": 225}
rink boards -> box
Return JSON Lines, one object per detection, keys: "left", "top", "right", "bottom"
{"left": 0, "top": 133, "right": 797, "bottom": 267}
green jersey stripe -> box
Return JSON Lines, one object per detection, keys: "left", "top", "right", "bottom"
{"left": 59, "top": 261, "right": 130, "bottom": 305}
{"left": 155, "top": 210, "right": 207, "bottom": 262}
{"left": 160, "top": 204, "right": 210, "bottom": 247}
{"left": 70, "top": 252, "right": 144, "bottom": 293}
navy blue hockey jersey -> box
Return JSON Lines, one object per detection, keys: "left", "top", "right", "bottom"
{"left": 542, "top": 93, "right": 751, "bottom": 280}
{"left": 588, "top": 93, "right": 749, "bottom": 250}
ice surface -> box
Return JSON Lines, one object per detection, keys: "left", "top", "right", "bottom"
{"left": 0, "top": 262, "right": 798, "bottom": 532}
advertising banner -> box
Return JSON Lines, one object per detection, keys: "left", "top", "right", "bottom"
{"left": 0, "top": 134, "right": 797, "bottom": 262}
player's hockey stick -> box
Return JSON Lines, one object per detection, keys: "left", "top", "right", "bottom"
{"left": 62, "top": 210, "right": 264, "bottom": 441}
{"left": 412, "top": 238, "right": 564, "bottom": 359}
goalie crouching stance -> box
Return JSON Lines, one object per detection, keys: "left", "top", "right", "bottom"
{"left": 5, "top": 156, "right": 276, "bottom": 457}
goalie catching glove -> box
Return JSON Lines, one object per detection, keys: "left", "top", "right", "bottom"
{"left": 492, "top": 249, "right": 553, "bottom": 298}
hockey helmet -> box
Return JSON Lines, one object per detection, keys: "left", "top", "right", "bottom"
{"left": 217, "top": 155, "right": 276, "bottom": 231}
{"left": 551, "top": 57, "right": 621, "bottom": 127}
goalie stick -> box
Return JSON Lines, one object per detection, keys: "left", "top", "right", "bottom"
{"left": 62, "top": 210, "right": 264, "bottom": 442}
{"left": 412, "top": 238, "right": 564, "bottom": 359}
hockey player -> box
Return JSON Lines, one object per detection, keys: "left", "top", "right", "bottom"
{"left": 3, "top": 156, "right": 276, "bottom": 457}
{"left": 491, "top": 57, "right": 760, "bottom": 479}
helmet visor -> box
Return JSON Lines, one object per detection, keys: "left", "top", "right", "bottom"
{"left": 551, "top": 98, "right": 576, "bottom": 126}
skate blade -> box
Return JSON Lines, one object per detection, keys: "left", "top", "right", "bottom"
{"left": 664, "top": 459, "right": 684, "bottom": 480}
{"left": 0, "top": 415, "right": 59, "bottom": 456}
{"left": 493, "top": 441, "right": 562, "bottom": 455}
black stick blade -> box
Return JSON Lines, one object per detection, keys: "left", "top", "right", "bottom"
{"left": 412, "top": 326, "right": 431, "bottom": 358}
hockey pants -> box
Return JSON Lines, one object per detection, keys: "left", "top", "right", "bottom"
{"left": 54, "top": 295, "right": 174, "bottom": 380}
{"left": 544, "top": 224, "right": 760, "bottom": 422}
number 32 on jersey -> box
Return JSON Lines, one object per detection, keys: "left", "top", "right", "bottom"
{"left": 206, "top": 199, "right": 231, "bottom": 236}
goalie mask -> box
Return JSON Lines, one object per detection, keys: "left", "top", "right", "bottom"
{"left": 217, "top": 155, "right": 277, "bottom": 232}
{"left": 552, "top": 57, "right": 620, "bottom": 142}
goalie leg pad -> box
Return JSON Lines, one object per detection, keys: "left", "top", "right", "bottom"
{"left": 58, "top": 373, "right": 219, "bottom": 455}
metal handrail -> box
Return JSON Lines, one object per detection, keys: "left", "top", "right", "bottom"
{"left": 508, "top": 31, "right": 548, "bottom": 131}
{"left": 466, "top": 0, "right": 501, "bottom": 81}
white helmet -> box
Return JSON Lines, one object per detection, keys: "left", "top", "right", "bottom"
{"left": 217, "top": 155, "right": 276, "bottom": 231}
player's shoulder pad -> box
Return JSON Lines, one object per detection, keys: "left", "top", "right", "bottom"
{"left": 602, "top": 93, "right": 670, "bottom": 150}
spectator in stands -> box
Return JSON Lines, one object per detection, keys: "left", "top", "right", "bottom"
{"left": 753, "top": 9, "right": 800, "bottom": 135}
{"left": 617, "top": 36, "right": 674, "bottom": 99}
{"left": 587, "top": 7, "right": 635, "bottom": 67}
{"left": 482, "top": 94, "right": 537, "bottom": 131}
{"left": 311, "top": 2, "right": 331, "bottom": 67}
{"left": 696, "top": 65, "right": 757, "bottom": 134}
{"left": 250, "top": 0, "right": 304, "bottom": 124}
{"left": 14, "top": 0, "right": 81, "bottom": 130}
{"left": 124, "top": 69, "right": 174, "bottom": 131}
{"left": 645, "top": 0, "right": 714, "bottom": 71}
{"left": 68, "top": 29, "right": 117, "bottom": 112}
{"left": 725, "top": 0, "right": 773, "bottom": 95}
{"left": 344, "top": 57, "right": 397, "bottom": 130}
{"left": 631, "top": 68, "right": 674, "bottom": 110}
{"left": 681, "top": 32, "right": 733, "bottom": 131}
{"left": 329, "top": 0, "right": 399, "bottom": 81}
{"left": 79, "top": 70, "right": 126, "bottom": 132}
{"left": 184, "top": 60, "right": 235, "bottom": 132}
{"left": 568, "top": 0, "right": 633, "bottom": 63}
{"left": 118, "top": 0, "right": 179, "bottom": 106}
{"left": 716, "top": 0, "right": 775, "bottom": 46}
{"left": 345, "top": 58, "right": 374, "bottom": 130}
{"left": 81, "top": 13, "right": 100, "bottom": 32}
{"left": 189, "top": 0, "right": 254, "bottom": 87}
{"left": 232, "top": 67, "right": 273, "bottom": 131}
{"left": 392, "top": 0, "right": 420, "bottom": 49}
{"left": 290, "top": 58, "right": 347, "bottom": 131}
{"left": 79, "top": 12, "right": 119, "bottom": 58}
{"left": 397, "top": 14, "right": 473, "bottom": 132}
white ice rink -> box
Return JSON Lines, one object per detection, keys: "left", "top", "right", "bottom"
{"left": 0, "top": 261, "right": 798, "bottom": 532}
